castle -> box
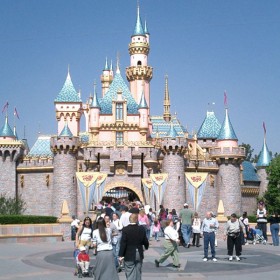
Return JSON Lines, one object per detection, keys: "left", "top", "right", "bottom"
{"left": 0, "top": 6, "right": 272, "bottom": 219}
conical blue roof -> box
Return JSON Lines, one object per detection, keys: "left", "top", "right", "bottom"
{"left": 27, "top": 135, "right": 53, "bottom": 158}
{"left": 0, "top": 117, "right": 15, "bottom": 137}
{"left": 138, "top": 91, "right": 148, "bottom": 109}
{"left": 197, "top": 111, "right": 221, "bottom": 139}
{"left": 217, "top": 109, "right": 238, "bottom": 140}
{"left": 144, "top": 20, "right": 149, "bottom": 34}
{"left": 55, "top": 72, "right": 82, "bottom": 102}
{"left": 90, "top": 88, "right": 101, "bottom": 108}
{"left": 13, "top": 126, "right": 18, "bottom": 140}
{"left": 133, "top": 6, "right": 145, "bottom": 36}
{"left": 104, "top": 57, "right": 109, "bottom": 71}
{"left": 165, "top": 123, "right": 178, "bottom": 138}
{"left": 59, "top": 123, "right": 73, "bottom": 137}
{"left": 99, "top": 72, "right": 138, "bottom": 114}
{"left": 256, "top": 139, "right": 272, "bottom": 167}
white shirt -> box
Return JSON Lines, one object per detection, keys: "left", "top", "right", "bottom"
{"left": 80, "top": 227, "right": 92, "bottom": 241}
{"left": 120, "top": 212, "right": 131, "bottom": 227}
{"left": 92, "top": 228, "right": 113, "bottom": 252}
{"left": 164, "top": 225, "right": 179, "bottom": 241}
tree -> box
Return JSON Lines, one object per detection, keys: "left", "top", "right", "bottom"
{"left": 263, "top": 155, "right": 280, "bottom": 213}
{"left": 239, "top": 143, "right": 255, "bottom": 162}
{"left": 0, "top": 194, "right": 26, "bottom": 215}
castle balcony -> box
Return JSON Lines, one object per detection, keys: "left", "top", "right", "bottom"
{"left": 209, "top": 146, "right": 245, "bottom": 163}
{"left": 126, "top": 66, "right": 153, "bottom": 81}
{"left": 186, "top": 160, "right": 219, "bottom": 172}
{"left": 128, "top": 41, "right": 150, "bottom": 55}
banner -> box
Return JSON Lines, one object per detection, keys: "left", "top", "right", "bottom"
{"left": 185, "top": 172, "right": 208, "bottom": 211}
{"left": 96, "top": 173, "right": 108, "bottom": 204}
{"left": 150, "top": 173, "right": 168, "bottom": 206}
{"left": 142, "top": 178, "right": 154, "bottom": 205}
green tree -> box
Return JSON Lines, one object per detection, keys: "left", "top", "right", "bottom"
{"left": 239, "top": 143, "right": 255, "bottom": 162}
{"left": 263, "top": 155, "right": 280, "bottom": 213}
{"left": 0, "top": 194, "right": 26, "bottom": 215}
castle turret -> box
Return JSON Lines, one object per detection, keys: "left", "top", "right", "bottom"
{"left": 126, "top": 5, "right": 153, "bottom": 113}
{"left": 51, "top": 123, "right": 79, "bottom": 218}
{"left": 210, "top": 108, "right": 245, "bottom": 215}
{"left": 101, "top": 57, "right": 114, "bottom": 96}
{"left": 256, "top": 125, "right": 272, "bottom": 195}
{"left": 138, "top": 90, "right": 149, "bottom": 140}
{"left": 163, "top": 75, "right": 171, "bottom": 122}
{"left": 161, "top": 123, "right": 187, "bottom": 211}
{"left": 54, "top": 70, "right": 82, "bottom": 136}
{"left": 89, "top": 83, "right": 101, "bottom": 141}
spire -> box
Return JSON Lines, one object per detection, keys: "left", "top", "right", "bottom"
{"left": 59, "top": 122, "right": 73, "bottom": 137}
{"left": 144, "top": 20, "right": 149, "bottom": 34}
{"left": 104, "top": 57, "right": 109, "bottom": 71}
{"left": 138, "top": 90, "right": 148, "bottom": 109}
{"left": 256, "top": 128, "right": 272, "bottom": 167}
{"left": 116, "top": 53, "right": 120, "bottom": 74}
{"left": 0, "top": 116, "right": 15, "bottom": 138}
{"left": 163, "top": 75, "right": 171, "bottom": 122}
{"left": 13, "top": 126, "right": 18, "bottom": 140}
{"left": 133, "top": 4, "right": 145, "bottom": 36}
{"left": 165, "top": 122, "right": 178, "bottom": 138}
{"left": 90, "top": 82, "right": 101, "bottom": 108}
{"left": 110, "top": 59, "right": 113, "bottom": 72}
{"left": 217, "top": 108, "right": 237, "bottom": 140}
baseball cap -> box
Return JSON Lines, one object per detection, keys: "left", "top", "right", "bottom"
{"left": 184, "top": 203, "right": 188, "bottom": 206}
{"left": 79, "top": 246, "right": 86, "bottom": 251}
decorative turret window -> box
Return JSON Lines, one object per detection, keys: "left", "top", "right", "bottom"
{"left": 116, "top": 103, "right": 123, "bottom": 120}
{"left": 116, "top": 131, "right": 123, "bottom": 145}
{"left": 137, "top": 61, "right": 142, "bottom": 66}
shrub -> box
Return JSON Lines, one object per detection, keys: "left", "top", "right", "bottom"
{"left": 0, "top": 215, "right": 58, "bottom": 224}
{"left": 0, "top": 193, "right": 26, "bottom": 215}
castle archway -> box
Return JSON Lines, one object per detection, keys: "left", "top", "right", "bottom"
{"left": 102, "top": 181, "right": 144, "bottom": 202}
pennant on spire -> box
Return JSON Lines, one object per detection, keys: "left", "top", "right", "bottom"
{"left": 263, "top": 121, "right": 266, "bottom": 135}
{"left": 2, "top": 101, "right": 9, "bottom": 114}
{"left": 14, "top": 107, "right": 20, "bottom": 119}
{"left": 224, "top": 91, "right": 228, "bottom": 108}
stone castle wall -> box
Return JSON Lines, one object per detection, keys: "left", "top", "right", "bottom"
{"left": 241, "top": 195, "right": 257, "bottom": 215}
{"left": 257, "top": 168, "right": 269, "bottom": 195}
{"left": 0, "top": 159, "right": 16, "bottom": 198}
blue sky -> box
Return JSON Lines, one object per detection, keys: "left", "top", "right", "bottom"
{"left": 0, "top": 0, "right": 279, "bottom": 156}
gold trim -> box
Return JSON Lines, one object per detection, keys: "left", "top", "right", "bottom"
{"left": 241, "top": 187, "right": 259, "bottom": 195}
{"left": 17, "top": 166, "right": 54, "bottom": 173}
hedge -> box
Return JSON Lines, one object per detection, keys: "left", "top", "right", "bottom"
{"left": 0, "top": 215, "right": 58, "bottom": 225}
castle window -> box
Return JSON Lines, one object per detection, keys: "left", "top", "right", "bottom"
{"left": 116, "top": 132, "right": 123, "bottom": 145}
{"left": 116, "top": 103, "right": 123, "bottom": 120}
{"left": 137, "top": 61, "right": 142, "bottom": 66}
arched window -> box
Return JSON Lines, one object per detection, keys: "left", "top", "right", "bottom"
{"left": 137, "top": 61, "right": 142, "bottom": 66}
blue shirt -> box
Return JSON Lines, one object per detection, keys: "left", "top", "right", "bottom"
{"left": 201, "top": 217, "right": 219, "bottom": 233}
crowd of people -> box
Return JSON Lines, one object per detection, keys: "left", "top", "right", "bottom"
{"left": 71, "top": 199, "right": 279, "bottom": 279}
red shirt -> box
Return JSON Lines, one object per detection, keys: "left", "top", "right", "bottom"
{"left": 78, "top": 252, "right": 90, "bottom": 262}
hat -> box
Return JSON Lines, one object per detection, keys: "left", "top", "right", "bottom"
{"left": 184, "top": 203, "right": 188, "bottom": 206}
{"left": 79, "top": 246, "right": 86, "bottom": 251}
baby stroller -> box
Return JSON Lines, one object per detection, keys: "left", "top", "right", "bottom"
{"left": 246, "top": 228, "right": 266, "bottom": 245}
{"left": 73, "top": 248, "right": 94, "bottom": 278}
{"left": 254, "top": 228, "right": 267, "bottom": 244}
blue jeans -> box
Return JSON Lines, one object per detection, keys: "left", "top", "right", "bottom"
{"left": 181, "top": 224, "right": 192, "bottom": 245}
{"left": 203, "top": 232, "right": 216, "bottom": 258}
{"left": 270, "top": 223, "right": 279, "bottom": 246}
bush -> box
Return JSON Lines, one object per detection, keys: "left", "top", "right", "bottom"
{"left": 0, "top": 215, "right": 58, "bottom": 224}
{"left": 247, "top": 215, "right": 257, "bottom": 223}
{"left": 0, "top": 193, "right": 26, "bottom": 215}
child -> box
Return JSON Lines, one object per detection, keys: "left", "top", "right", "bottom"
{"left": 77, "top": 246, "right": 90, "bottom": 275}
{"left": 192, "top": 212, "right": 201, "bottom": 247}
{"left": 153, "top": 218, "right": 161, "bottom": 241}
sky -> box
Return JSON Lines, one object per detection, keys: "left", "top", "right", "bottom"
{"left": 0, "top": 0, "right": 279, "bottom": 156}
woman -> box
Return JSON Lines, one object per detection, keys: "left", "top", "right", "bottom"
{"left": 75, "top": 217, "right": 93, "bottom": 249}
{"left": 192, "top": 212, "right": 201, "bottom": 247}
{"left": 112, "top": 213, "right": 123, "bottom": 257}
{"left": 268, "top": 212, "right": 280, "bottom": 246}
{"left": 92, "top": 217, "right": 119, "bottom": 280}
{"left": 138, "top": 209, "right": 150, "bottom": 240}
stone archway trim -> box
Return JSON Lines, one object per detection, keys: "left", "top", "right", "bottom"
{"left": 103, "top": 181, "right": 144, "bottom": 202}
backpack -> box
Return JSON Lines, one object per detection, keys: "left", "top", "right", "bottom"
{"left": 172, "top": 214, "right": 179, "bottom": 224}
{"left": 147, "top": 213, "right": 153, "bottom": 224}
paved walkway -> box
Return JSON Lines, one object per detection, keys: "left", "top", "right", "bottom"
{"left": 0, "top": 238, "right": 280, "bottom": 280}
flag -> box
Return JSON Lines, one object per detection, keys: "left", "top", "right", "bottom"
{"left": 263, "top": 121, "right": 266, "bottom": 135}
{"left": 2, "top": 101, "right": 9, "bottom": 114}
{"left": 224, "top": 91, "right": 228, "bottom": 107}
{"left": 14, "top": 107, "right": 19, "bottom": 119}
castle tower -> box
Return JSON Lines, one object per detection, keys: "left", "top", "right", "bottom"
{"left": 54, "top": 70, "right": 82, "bottom": 136}
{"left": 210, "top": 108, "right": 245, "bottom": 215}
{"left": 0, "top": 116, "right": 24, "bottom": 197}
{"left": 138, "top": 90, "right": 149, "bottom": 140}
{"left": 89, "top": 83, "right": 101, "bottom": 142}
{"left": 100, "top": 57, "right": 114, "bottom": 96}
{"left": 163, "top": 75, "right": 171, "bottom": 122}
{"left": 256, "top": 127, "right": 272, "bottom": 195}
{"left": 126, "top": 5, "right": 153, "bottom": 113}
{"left": 51, "top": 123, "right": 79, "bottom": 218}
{"left": 161, "top": 123, "right": 187, "bottom": 211}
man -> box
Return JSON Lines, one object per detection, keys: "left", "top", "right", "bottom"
{"left": 119, "top": 213, "right": 149, "bottom": 280}
{"left": 256, "top": 202, "right": 268, "bottom": 241}
{"left": 129, "top": 202, "right": 140, "bottom": 214}
{"left": 71, "top": 215, "right": 80, "bottom": 241}
{"left": 179, "top": 203, "right": 193, "bottom": 247}
{"left": 201, "top": 211, "right": 219, "bottom": 262}
{"left": 224, "top": 213, "right": 246, "bottom": 261}
{"left": 120, "top": 206, "right": 131, "bottom": 227}
{"left": 155, "top": 219, "right": 180, "bottom": 269}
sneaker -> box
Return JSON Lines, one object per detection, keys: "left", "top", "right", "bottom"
{"left": 173, "top": 264, "right": 181, "bottom": 268}
{"left": 203, "top": 257, "right": 208, "bottom": 262}
{"left": 187, "top": 243, "right": 191, "bottom": 248}
{"left": 212, "top": 257, "right": 217, "bottom": 262}
{"left": 245, "top": 242, "right": 249, "bottom": 245}
{"left": 229, "top": 256, "right": 233, "bottom": 261}
{"left": 236, "top": 256, "right": 240, "bottom": 261}
{"left": 155, "top": 259, "right": 159, "bottom": 267}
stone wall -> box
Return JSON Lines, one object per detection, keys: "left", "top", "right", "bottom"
{"left": 0, "top": 159, "right": 16, "bottom": 198}
{"left": 257, "top": 168, "right": 269, "bottom": 195}
{"left": 242, "top": 195, "right": 257, "bottom": 215}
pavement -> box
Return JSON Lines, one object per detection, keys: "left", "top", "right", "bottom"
{"left": 0, "top": 238, "right": 280, "bottom": 280}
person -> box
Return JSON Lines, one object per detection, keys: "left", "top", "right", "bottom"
{"left": 119, "top": 213, "right": 149, "bottom": 280}
{"left": 71, "top": 215, "right": 80, "bottom": 241}
{"left": 147, "top": 208, "right": 155, "bottom": 239}
{"left": 112, "top": 212, "right": 123, "bottom": 259}
{"left": 268, "top": 212, "right": 280, "bottom": 246}
{"left": 201, "top": 211, "right": 219, "bottom": 262}
{"left": 120, "top": 205, "right": 131, "bottom": 227}
{"left": 224, "top": 213, "right": 246, "bottom": 261}
{"left": 138, "top": 209, "right": 150, "bottom": 240}
{"left": 129, "top": 202, "right": 140, "bottom": 214}
{"left": 179, "top": 203, "right": 193, "bottom": 248}
{"left": 257, "top": 202, "right": 268, "bottom": 241}
{"left": 155, "top": 219, "right": 181, "bottom": 269}
{"left": 239, "top": 212, "right": 249, "bottom": 245}
{"left": 75, "top": 217, "right": 93, "bottom": 249}
{"left": 153, "top": 218, "right": 161, "bottom": 241}
{"left": 192, "top": 212, "right": 201, "bottom": 247}
{"left": 92, "top": 217, "right": 119, "bottom": 280}
{"left": 77, "top": 246, "right": 90, "bottom": 275}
